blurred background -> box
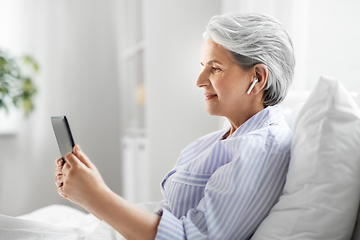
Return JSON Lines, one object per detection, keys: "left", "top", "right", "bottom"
{"left": 0, "top": 0, "right": 359, "bottom": 216}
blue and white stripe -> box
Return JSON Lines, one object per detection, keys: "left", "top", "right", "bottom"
{"left": 156, "top": 105, "right": 292, "bottom": 240}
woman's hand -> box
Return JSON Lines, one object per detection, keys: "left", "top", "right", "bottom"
{"left": 54, "top": 145, "right": 161, "bottom": 239}
{"left": 54, "top": 157, "right": 65, "bottom": 195}
{"left": 54, "top": 145, "right": 110, "bottom": 208}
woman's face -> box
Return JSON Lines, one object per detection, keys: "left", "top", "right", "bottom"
{"left": 197, "top": 39, "right": 255, "bottom": 120}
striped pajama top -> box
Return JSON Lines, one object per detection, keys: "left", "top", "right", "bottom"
{"left": 155, "top": 105, "right": 293, "bottom": 240}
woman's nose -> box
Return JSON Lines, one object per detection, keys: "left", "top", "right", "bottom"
{"left": 196, "top": 69, "right": 210, "bottom": 88}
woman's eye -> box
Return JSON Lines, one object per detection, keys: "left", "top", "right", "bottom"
{"left": 212, "top": 67, "right": 222, "bottom": 72}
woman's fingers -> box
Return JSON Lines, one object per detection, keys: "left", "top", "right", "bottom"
{"left": 55, "top": 159, "right": 64, "bottom": 187}
{"left": 55, "top": 173, "right": 63, "bottom": 187}
{"left": 55, "top": 147, "right": 105, "bottom": 206}
{"left": 63, "top": 146, "right": 94, "bottom": 172}
{"left": 73, "top": 145, "right": 94, "bottom": 168}
{"left": 58, "top": 185, "right": 67, "bottom": 198}
{"left": 55, "top": 165, "right": 63, "bottom": 176}
{"left": 55, "top": 157, "right": 65, "bottom": 167}
{"left": 64, "top": 151, "right": 81, "bottom": 168}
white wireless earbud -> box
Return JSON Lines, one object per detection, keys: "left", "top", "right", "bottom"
{"left": 247, "top": 77, "right": 258, "bottom": 94}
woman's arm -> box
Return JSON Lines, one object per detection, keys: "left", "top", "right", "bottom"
{"left": 55, "top": 145, "right": 160, "bottom": 240}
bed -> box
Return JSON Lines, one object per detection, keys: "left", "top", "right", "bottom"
{"left": 1, "top": 76, "right": 360, "bottom": 240}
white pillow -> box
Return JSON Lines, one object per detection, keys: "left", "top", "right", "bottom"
{"left": 251, "top": 76, "right": 360, "bottom": 240}
{"left": 352, "top": 208, "right": 360, "bottom": 240}
{"left": 280, "top": 90, "right": 310, "bottom": 132}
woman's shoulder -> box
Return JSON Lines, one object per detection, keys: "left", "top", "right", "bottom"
{"left": 228, "top": 106, "right": 293, "bottom": 153}
{"left": 200, "top": 128, "right": 229, "bottom": 141}
{"left": 175, "top": 129, "right": 227, "bottom": 166}
{"left": 184, "top": 129, "right": 227, "bottom": 151}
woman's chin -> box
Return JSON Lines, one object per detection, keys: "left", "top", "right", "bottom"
{"left": 205, "top": 108, "right": 222, "bottom": 116}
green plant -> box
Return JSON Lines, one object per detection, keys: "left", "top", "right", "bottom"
{"left": 0, "top": 49, "right": 38, "bottom": 116}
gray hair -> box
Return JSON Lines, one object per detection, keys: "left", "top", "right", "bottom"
{"left": 204, "top": 12, "right": 295, "bottom": 106}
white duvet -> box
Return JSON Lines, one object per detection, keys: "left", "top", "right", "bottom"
{"left": 0, "top": 203, "right": 161, "bottom": 240}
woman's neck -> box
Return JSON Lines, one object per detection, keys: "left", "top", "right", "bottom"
{"left": 226, "top": 104, "right": 265, "bottom": 138}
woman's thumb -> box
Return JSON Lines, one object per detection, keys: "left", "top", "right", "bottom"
{"left": 73, "top": 145, "right": 93, "bottom": 168}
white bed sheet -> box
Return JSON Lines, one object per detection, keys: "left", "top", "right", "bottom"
{"left": 0, "top": 202, "right": 162, "bottom": 240}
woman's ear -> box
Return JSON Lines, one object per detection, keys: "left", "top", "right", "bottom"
{"left": 250, "top": 64, "right": 268, "bottom": 95}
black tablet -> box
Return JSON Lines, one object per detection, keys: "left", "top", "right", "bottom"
{"left": 51, "top": 116, "right": 75, "bottom": 160}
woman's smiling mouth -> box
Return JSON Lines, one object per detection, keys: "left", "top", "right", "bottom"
{"left": 205, "top": 93, "right": 217, "bottom": 100}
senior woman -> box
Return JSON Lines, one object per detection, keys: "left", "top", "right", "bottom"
{"left": 55, "top": 12, "right": 295, "bottom": 240}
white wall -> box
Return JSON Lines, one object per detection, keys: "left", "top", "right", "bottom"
{"left": 221, "top": 0, "right": 360, "bottom": 92}
{"left": 306, "top": 0, "right": 360, "bottom": 91}
{"left": 0, "top": 0, "right": 121, "bottom": 216}
{"left": 145, "top": 0, "right": 221, "bottom": 201}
